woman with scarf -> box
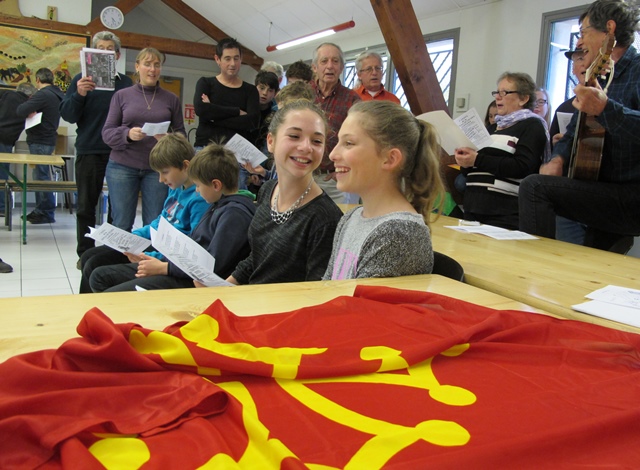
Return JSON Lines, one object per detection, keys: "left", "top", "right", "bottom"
{"left": 455, "top": 72, "right": 549, "bottom": 230}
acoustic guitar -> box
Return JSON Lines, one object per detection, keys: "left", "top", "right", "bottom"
{"left": 568, "top": 33, "right": 616, "bottom": 180}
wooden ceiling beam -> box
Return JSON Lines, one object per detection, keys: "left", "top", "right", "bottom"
{"left": 161, "top": 0, "right": 263, "bottom": 69}
{"left": 370, "top": 0, "right": 448, "bottom": 115}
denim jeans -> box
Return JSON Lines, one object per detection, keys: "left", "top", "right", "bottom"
{"left": 519, "top": 174, "right": 640, "bottom": 250}
{"left": 29, "top": 143, "right": 56, "bottom": 220}
{"left": 0, "top": 143, "right": 13, "bottom": 212}
{"left": 555, "top": 216, "right": 586, "bottom": 245}
{"left": 105, "top": 160, "right": 167, "bottom": 231}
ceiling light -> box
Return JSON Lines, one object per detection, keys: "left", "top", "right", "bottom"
{"left": 267, "top": 21, "right": 355, "bottom": 52}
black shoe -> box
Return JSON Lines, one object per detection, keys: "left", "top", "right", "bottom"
{"left": 0, "top": 259, "right": 13, "bottom": 273}
{"left": 21, "top": 211, "right": 37, "bottom": 221}
{"left": 28, "top": 213, "right": 55, "bottom": 224}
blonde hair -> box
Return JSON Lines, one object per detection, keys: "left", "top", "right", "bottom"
{"left": 348, "top": 101, "right": 445, "bottom": 222}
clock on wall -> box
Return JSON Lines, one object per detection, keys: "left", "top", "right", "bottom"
{"left": 100, "top": 6, "right": 124, "bottom": 30}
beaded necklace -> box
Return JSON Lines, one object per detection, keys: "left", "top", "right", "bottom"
{"left": 270, "top": 179, "right": 313, "bottom": 225}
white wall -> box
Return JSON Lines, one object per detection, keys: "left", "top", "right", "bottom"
{"left": 18, "top": 0, "right": 90, "bottom": 24}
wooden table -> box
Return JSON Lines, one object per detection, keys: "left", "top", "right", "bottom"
{"left": 429, "top": 215, "right": 640, "bottom": 331}
{"left": 0, "top": 152, "right": 65, "bottom": 244}
{"left": 0, "top": 275, "right": 544, "bottom": 363}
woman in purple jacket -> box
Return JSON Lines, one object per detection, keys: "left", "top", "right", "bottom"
{"left": 102, "top": 47, "right": 185, "bottom": 231}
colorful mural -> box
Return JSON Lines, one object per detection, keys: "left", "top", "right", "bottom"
{"left": 0, "top": 23, "right": 88, "bottom": 92}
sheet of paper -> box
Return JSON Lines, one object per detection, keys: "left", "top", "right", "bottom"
{"left": 572, "top": 300, "right": 640, "bottom": 328}
{"left": 135, "top": 285, "right": 148, "bottom": 292}
{"left": 585, "top": 285, "right": 640, "bottom": 309}
{"left": 556, "top": 112, "right": 574, "bottom": 134}
{"left": 572, "top": 285, "right": 640, "bottom": 328}
{"left": 417, "top": 110, "right": 474, "bottom": 155}
{"left": 25, "top": 112, "right": 42, "bottom": 130}
{"left": 153, "top": 217, "right": 234, "bottom": 287}
{"left": 445, "top": 224, "right": 538, "bottom": 240}
{"left": 84, "top": 223, "right": 151, "bottom": 254}
{"left": 149, "top": 227, "right": 157, "bottom": 247}
{"left": 416, "top": 109, "right": 492, "bottom": 155}
{"left": 141, "top": 121, "right": 171, "bottom": 136}
{"left": 453, "top": 108, "right": 494, "bottom": 149}
{"left": 225, "top": 133, "right": 268, "bottom": 167}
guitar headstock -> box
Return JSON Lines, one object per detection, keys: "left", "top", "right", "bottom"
{"left": 584, "top": 33, "right": 616, "bottom": 86}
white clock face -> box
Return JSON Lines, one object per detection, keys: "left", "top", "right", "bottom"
{"left": 100, "top": 7, "right": 124, "bottom": 30}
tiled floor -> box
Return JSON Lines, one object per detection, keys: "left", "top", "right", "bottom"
{"left": 0, "top": 209, "right": 81, "bottom": 297}
{"left": 0, "top": 203, "right": 143, "bottom": 298}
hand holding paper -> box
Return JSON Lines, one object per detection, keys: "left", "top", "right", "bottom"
{"left": 141, "top": 121, "right": 171, "bottom": 136}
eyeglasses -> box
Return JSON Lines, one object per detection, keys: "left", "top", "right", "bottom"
{"left": 360, "top": 66, "right": 383, "bottom": 74}
{"left": 491, "top": 90, "right": 519, "bottom": 98}
{"left": 577, "top": 25, "right": 595, "bottom": 39}
{"left": 534, "top": 99, "right": 547, "bottom": 106}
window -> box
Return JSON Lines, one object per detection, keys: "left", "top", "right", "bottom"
{"left": 538, "top": 5, "right": 586, "bottom": 114}
{"left": 341, "top": 29, "right": 459, "bottom": 113}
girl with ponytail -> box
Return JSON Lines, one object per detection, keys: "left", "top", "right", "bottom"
{"left": 323, "top": 100, "right": 445, "bottom": 280}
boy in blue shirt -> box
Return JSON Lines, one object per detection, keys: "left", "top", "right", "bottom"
{"left": 78, "top": 133, "right": 208, "bottom": 293}
{"left": 89, "top": 143, "right": 256, "bottom": 292}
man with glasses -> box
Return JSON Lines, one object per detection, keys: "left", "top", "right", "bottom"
{"left": 354, "top": 51, "right": 400, "bottom": 104}
{"left": 519, "top": 0, "right": 640, "bottom": 253}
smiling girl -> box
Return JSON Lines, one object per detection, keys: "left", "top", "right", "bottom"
{"left": 323, "top": 101, "right": 445, "bottom": 280}
{"left": 227, "top": 100, "right": 343, "bottom": 285}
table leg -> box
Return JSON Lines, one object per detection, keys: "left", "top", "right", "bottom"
{"left": 21, "top": 163, "right": 27, "bottom": 244}
{"left": 5, "top": 165, "right": 28, "bottom": 243}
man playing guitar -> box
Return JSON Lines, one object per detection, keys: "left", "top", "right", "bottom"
{"left": 519, "top": 0, "right": 640, "bottom": 253}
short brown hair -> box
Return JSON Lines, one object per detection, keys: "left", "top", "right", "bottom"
{"left": 188, "top": 143, "right": 239, "bottom": 192}
{"left": 149, "top": 133, "right": 195, "bottom": 171}
{"left": 276, "top": 81, "right": 314, "bottom": 106}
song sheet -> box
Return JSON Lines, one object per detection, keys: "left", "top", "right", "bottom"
{"left": 85, "top": 223, "right": 151, "bottom": 254}
{"left": 153, "top": 217, "right": 233, "bottom": 287}
{"left": 225, "top": 133, "right": 268, "bottom": 167}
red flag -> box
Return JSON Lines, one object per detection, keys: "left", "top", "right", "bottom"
{"left": 1, "top": 286, "right": 639, "bottom": 468}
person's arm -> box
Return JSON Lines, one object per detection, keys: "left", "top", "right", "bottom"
{"left": 193, "top": 77, "right": 246, "bottom": 122}
{"left": 215, "top": 85, "right": 261, "bottom": 132}
{"left": 59, "top": 75, "right": 88, "bottom": 124}
{"left": 16, "top": 90, "right": 45, "bottom": 118}
{"left": 100, "top": 92, "right": 130, "bottom": 150}
{"left": 474, "top": 120, "right": 547, "bottom": 178}
{"left": 598, "top": 94, "right": 640, "bottom": 144}
{"left": 168, "top": 94, "right": 186, "bottom": 136}
{"left": 305, "top": 218, "right": 341, "bottom": 281}
{"left": 321, "top": 213, "right": 347, "bottom": 281}
{"left": 355, "top": 221, "right": 433, "bottom": 279}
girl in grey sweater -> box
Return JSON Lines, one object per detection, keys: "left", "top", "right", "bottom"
{"left": 323, "top": 101, "right": 445, "bottom": 280}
